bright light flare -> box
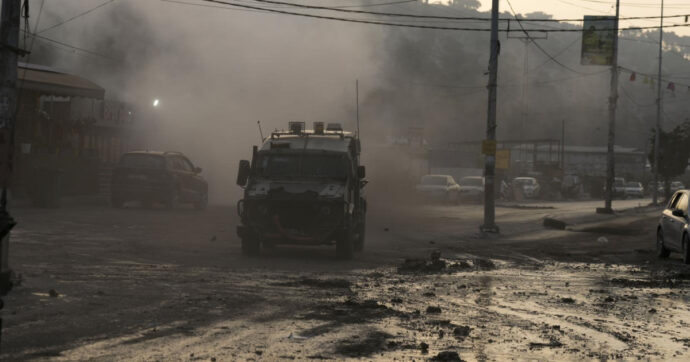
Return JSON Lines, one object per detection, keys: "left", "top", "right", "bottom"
{"left": 153, "top": 99, "right": 160, "bottom": 107}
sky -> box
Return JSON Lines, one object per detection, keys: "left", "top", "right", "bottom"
{"left": 475, "top": 0, "right": 690, "bottom": 37}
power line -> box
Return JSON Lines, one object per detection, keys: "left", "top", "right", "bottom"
{"left": 244, "top": 0, "right": 690, "bottom": 23}
{"left": 196, "top": 0, "right": 690, "bottom": 32}
{"left": 37, "top": 0, "right": 116, "bottom": 34}
{"left": 505, "top": 0, "right": 589, "bottom": 76}
{"left": 20, "top": 29, "right": 115, "bottom": 60}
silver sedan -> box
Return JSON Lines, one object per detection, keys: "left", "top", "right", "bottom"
{"left": 657, "top": 190, "right": 690, "bottom": 264}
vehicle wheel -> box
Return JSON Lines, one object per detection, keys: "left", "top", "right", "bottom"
{"left": 241, "top": 238, "right": 260, "bottom": 257}
{"left": 657, "top": 229, "right": 670, "bottom": 258}
{"left": 354, "top": 219, "right": 366, "bottom": 252}
{"left": 165, "top": 189, "right": 179, "bottom": 209}
{"left": 448, "top": 191, "right": 459, "bottom": 205}
{"left": 684, "top": 235, "right": 690, "bottom": 265}
{"left": 336, "top": 226, "right": 355, "bottom": 260}
{"left": 194, "top": 191, "right": 208, "bottom": 210}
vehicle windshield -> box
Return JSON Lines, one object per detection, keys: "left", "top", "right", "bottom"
{"left": 459, "top": 177, "right": 482, "bottom": 187}
{"left": 421, "top": 176, "right": 449, "bottom": 186}
{"left": 258, "top": 153, "right": 349, "bottom": 180}
{"left": 119, "top": 154, "right": 165, "bottom": 169}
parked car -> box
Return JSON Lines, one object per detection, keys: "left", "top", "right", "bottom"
{"left": 657, "top": 190, "right": 690, "bottom": 264}
{"left": 416, "top": 175, "right": 460, "bottom": 204}
{"left": 646, "top": 181, "right": 664, "bottom": 196}
{"left": 512, "top": 177, "right": 541, "bottom": 199}
{"left": 111, "top": 151, "right": 208, "bottom": 209}
{"left": 458, "top": 176, "right": 484, "bottom": 201}
{"left": 624, "top": 181, "right": 644, "bottom": 199}
{"left": 561, "top": 174, "right": 582, "bottom": 199}
{"left": 603, "top": 177, "right": 626, "bottom": 199}
{"left": 671, "top": 181, "right": 685, "bottom": 194}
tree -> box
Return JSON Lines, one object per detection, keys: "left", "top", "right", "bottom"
{"left": 648, "top": 121, "right": 690, "bottom": 199}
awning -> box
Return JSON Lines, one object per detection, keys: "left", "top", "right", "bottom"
{"left": 18, "top": 63, "right": 105, "bottom": 99}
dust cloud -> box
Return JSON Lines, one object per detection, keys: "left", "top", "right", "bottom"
{"left": 30, "top": 0, "right": 385, "bottom": 203}
{"left": 25, "top": 0, "right": 690, "bottom": 203}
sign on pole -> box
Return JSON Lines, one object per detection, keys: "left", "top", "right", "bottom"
{"left": 581, "top": 16, "right": 617, "bottom": 66}
{"left": 495, "top": 149, "right": 510, "bottom": 169}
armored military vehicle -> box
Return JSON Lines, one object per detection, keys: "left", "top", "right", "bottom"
{"left": 236, "top": 122, "right": 367, "bottom": 259}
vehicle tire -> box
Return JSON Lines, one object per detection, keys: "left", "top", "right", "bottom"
{"left": 657, "top": 228, "right": 670, "bottom": 258}
{"left": 241, "top": 238, "right": 260, "bottom": 257}
{"left": 354, "top": 219, "right": 366, "bottom": 252}
{"left": 194, "top": 191, "right": 208, "bottom": 211}
{"left": 165, "top": 188, "right": 179, "bottom": 209}
{"left": 448, "top": 191, "right": 459, "bottom": 205}
{"left": 684, "top": 235, "right": 690, "bottom": 265}
{"left": 336, "top": 226, "right": 355, "bottom": 260}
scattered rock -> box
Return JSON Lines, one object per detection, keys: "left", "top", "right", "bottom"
{"left": 430, "top": 250, "right": 442, "bottom": 261}
{"left": 560, "top": 297, "right": 575, "bottom": 304}
{"left": 430, "top": 351, "right": 464, "bottom": 361}
{"left": 597, "top": 236, "right": 609, "bottom": 244}
{"left": 423, "top": 291, "right": 436, "bottom": 297}
{"left": 384, "top": 228, "right": 389, "bottom": 232}
{"left": 543, "top": 217, "right": 567, "bottom": 230}
{"left": 529, "top": 339, "right": 563, "bottom": 349}
{"left": 210, "top": 235, "right": 217, "bottom": 242}
{"left": 648, "top": 308, "right": 657, "bottom": 314}
{"left": 453, "top": 326, "right": 472, "bottom": 339}
{"left": 48, "top": 289, "right": 59, "bottom": 298}
{"left": 419, "top": 342, "right": 429, "bottom": 353}
{"left": 604, "top": 296, "right": 615, "bottom": 303}
{"left": 391, "top": 297, "right": 403, "bottom": 304}
{"left": 426, "top": 306, "right": 442, "bottom": 314}
{"left": 473, "top": 258, "right": 495, "bottom": 271}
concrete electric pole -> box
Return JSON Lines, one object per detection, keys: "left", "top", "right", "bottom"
{"left": 0, "top": 0, "right": 21, "bottom": 343}
{"left": 602, "top": 0, "right": 620, "bottom": 214}
{"left": 652, "top": 0, "right": 664, "bottom": 206}
{"left": 481, "top": 0, "right": 500, "bottom": 234}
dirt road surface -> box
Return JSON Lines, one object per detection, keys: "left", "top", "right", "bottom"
{"left": 2, "top": 198, "right": 690, "bottom": 361}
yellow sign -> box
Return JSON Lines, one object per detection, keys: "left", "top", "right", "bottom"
{"left": 482, "top": 140, "right": 496, "bottom": 155}
{"left": 496, "top": 149, "right": 510, "bottom": 169}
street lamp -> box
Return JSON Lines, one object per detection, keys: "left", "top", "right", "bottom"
{"left": 153, "top": 99, "right": 160, "bottom": 108}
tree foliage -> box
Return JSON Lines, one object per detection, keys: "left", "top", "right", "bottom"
{"left": 648, "top": 121, "right": 690, "bottom": 195}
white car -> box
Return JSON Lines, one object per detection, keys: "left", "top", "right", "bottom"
{"left": 671, "top": 181, "right": 685, "bottom": 194}
{"left": 458, "top": 176, "right": 484, "bottom": 200}
{"left": 416, "top": 175, "right": 461, "bottom": 203}
{"left": 513, "top": 177, "right": 541, "bottom": 199}
{"left": 624, "top": 181, "right": 644, "bottom": 199}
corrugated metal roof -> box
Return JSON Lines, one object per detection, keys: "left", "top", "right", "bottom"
{"left": 18, "top": 63, "right": 105, "bottom": 99}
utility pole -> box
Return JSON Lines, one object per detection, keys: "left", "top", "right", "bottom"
{"left": 481, "top": 0, "right": 500, "bottom": 234}
{"left": 602, "top": 0, "right": 620, "bottom": 214}
{"left": 652, "top": 0, "right": 664, "bottom": 205}
{"left": 0, "top": 0, "right": 20, "bottom": 348}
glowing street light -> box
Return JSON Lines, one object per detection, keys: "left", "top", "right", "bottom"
{"left": 153, "top": 99, "right": 160, "bottom": 107}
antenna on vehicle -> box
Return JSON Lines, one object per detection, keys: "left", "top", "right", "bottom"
{"left": 257, "top": 120, "right": 264, "bottom": 142}
{"left": 356, "top": 79, "right": 360, "bottom": 139}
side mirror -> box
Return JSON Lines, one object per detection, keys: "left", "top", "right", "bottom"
{"left": 236, "top": 160, "right": 251, "bottom": 186}
{"left": 194, "top": 166, "right": 202, "bottom": 174}
{"left": 672, "top": 209, "right": 686, "bottom": 217}
{"left": 357, "top": 165, "right": 366, "bottom": 179}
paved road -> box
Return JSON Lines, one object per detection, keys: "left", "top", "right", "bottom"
{"left": 3, "top": 198, "right": 689, "bottom": 360}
